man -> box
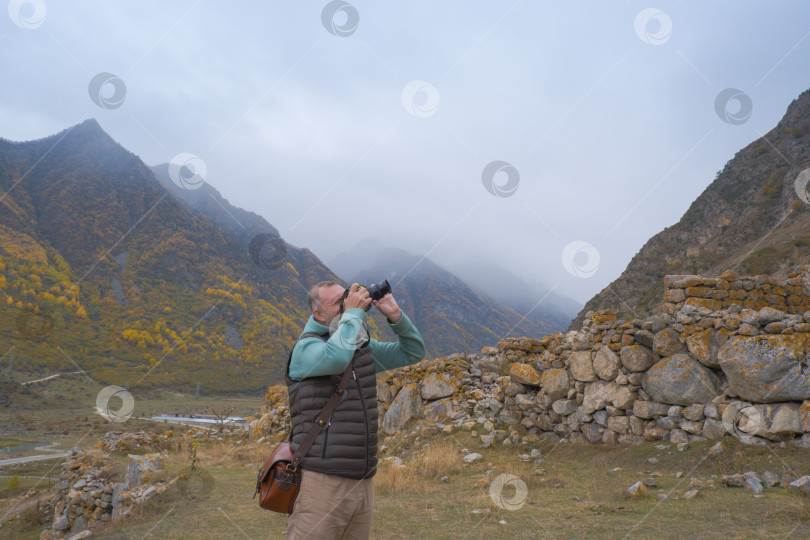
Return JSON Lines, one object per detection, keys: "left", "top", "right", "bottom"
{"left": 285, "top": 281, "right": 426, "bottom": 539}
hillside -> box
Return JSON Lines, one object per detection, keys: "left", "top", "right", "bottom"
{"left": 0, "top": 120, "right": 340, "bottom": 393}
{"left": 570, "top": 88, "right": 810, "bottom": 329}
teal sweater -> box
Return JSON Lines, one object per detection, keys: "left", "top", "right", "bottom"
{"left": 288, "top": 308, "right": 427, "bottom": 381}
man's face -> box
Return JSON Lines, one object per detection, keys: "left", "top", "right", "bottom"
{"left": 312, "top": 284, "right": 345, "bottom": 325}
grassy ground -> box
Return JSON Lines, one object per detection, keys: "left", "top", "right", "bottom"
{"left": 4, "top": 428, "right": 808, "bottom": 539}
{"left": 2, "top": 378, "right": 809, "bottom": 538}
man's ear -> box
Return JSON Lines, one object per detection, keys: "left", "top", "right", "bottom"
{"left": 312, "top": 308, "right": 325, "bottom": 324}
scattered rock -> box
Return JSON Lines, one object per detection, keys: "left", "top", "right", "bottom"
{"left": 707, "top": 442, "right": 723, "bottom": 456}
{"left": 463, "top": 453, "right": 483, "bottom": 464}
{"left": 625, "top": 481, "right": 647, "bottom": 497}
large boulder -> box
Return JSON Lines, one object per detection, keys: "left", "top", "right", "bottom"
{"left": 642, "top": 354, "right": 719, "bottom": 406}
{"left": 541, "top": 368, "right": 570, "bottom": 401}
{"left": 569, "top": 351, "right": 597, "bottom": 382}
{"left": 382, "top": 383, "right": 421, "bottom": 434}
{"left": 717, "top": 334, "right": 810, "bottom": 402}
{"left": 419, "top": 372, "right": 460, "bottom": 400}
{"left": 593, "top": 347, "right": 619, "bottom": 381}
{"left": 620, "top": 345, "right": 656, "bottom": 372}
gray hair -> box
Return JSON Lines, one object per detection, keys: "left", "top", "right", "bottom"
{"left": 307, "top": 281, "right": 339, "bottom": 311}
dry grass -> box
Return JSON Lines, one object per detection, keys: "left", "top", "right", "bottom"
{"left": 4, "top": 431, "right": 810, "bottom": 539}
{"left": 375, "top": 440, "right": 464, "bottom": 493}
{"left": 196, "top": 440, "right": 269, "bottom": 468}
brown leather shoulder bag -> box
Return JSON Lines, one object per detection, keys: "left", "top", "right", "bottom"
{"left": 254, "top": 358, "right": 353, "bottom": 514}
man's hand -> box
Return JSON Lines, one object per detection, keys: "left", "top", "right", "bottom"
{"left": 373, "top": 292, "right": 401, "bottom": 323}
{"left": 342, "top": 283, "right": 372, "bottom": 311}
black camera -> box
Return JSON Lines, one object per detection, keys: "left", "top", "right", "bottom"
{"left": 340, "top": 279, "right": 391, "bottom": 312}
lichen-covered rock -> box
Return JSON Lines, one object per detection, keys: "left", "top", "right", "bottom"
{"left": 682, "top": 404, "right": 705, "bottom": 422}
{"left": 569, "top": 351, "right": 597, "bottom": 382}
{"left": 717, "top": 334, "right": 810, "bottom": 402}
{"left": 540, "top": 368, "right": 569, "bottom": 401}
{"left": 126, "top": 453, "right": 162, "bottom": 489}
{"left": 419, "top": 371, "right": 460, "bottom": 400}
{"left": 756, "top": 307, "right": 786, "bottom": 325}
{"left": 509, "top": 362, "right": 542, "bottom": 386}
{"left": 642, "top": 354, "right": 719, "bottom": 406}
{"left": 686, "top": 328, "right": 728, "bottom": 369}
{"left": 620, "top": 345, "right": 656, "bottom": 372}
{"left": 424, "top": 397, "right": 454, "bottom": 422}
{"left": 625, "top": 481, "right": 647, "bottom": 497}
{"left": 653, "top": 328, "right": 687, "bottom": 356}
{"left": 382, "top": 383, "right": 421, "bottom": 434}
{"left": 593, "top": 347, "right": 619, "bottom": 381}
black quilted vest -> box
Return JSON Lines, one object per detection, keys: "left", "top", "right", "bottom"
{"left": 285, "top": 333, "right": 379, "bottom": 479}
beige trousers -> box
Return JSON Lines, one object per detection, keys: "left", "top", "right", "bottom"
{"left": 285, "top": 469, "right": 374, "bottom": 540}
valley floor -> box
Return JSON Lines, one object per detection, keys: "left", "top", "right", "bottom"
{"left": 2, "top": 403, "right": 809, "bottom": 539}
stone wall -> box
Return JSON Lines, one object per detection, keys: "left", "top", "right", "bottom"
{"left": 249, "top": 270, "right": 810, "bottom": 451}
{"left": 661, "top": 266, "right": 810, "bottom": 315}
{"left": 461, "top": 302, "right": 810, "bottom": 447}
{"left": 40, "top": 449, "right": 175, "bottom": 539}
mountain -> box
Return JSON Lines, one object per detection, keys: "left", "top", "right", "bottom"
{"left": 150, "top": 163, "right": 279, "bottom": 241}
{"left": 0, "top": 119, "right": 343, "bottom": 393}
{"left": 445, "top": 258, "right": 581, "bottom": 331}
{"left": 333, "top": 245, "right": 559, "bottom": 356}
{"left": 330, "top": 240, "right": 580, "bottom": 334}
{"left": 570, "top": 88, "right": 810, "bottom": 329}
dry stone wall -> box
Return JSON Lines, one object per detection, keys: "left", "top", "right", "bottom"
{"left": 249, "top": 269, "right": 810, "bottom": 450}
{"left": 662, "top": 267, "right": 810, "bottom": 315}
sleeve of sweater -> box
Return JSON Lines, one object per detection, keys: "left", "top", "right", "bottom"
{"left": 287, "top": 308, "right": 366, "bottom": 381}
{"left": 369, "top": 311, "right": 427, "bottom": 374}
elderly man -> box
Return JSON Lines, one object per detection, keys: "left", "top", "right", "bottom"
{"left": 284, "top": 281, "right": 426, "bottom": 540}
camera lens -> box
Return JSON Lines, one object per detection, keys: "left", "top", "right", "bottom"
{"left": 367, "top": 279, "right": 391, "bottom": 301}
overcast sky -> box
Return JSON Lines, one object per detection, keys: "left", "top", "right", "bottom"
{"left": 2, "top": 1, "right": 809, "bottom": 304}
